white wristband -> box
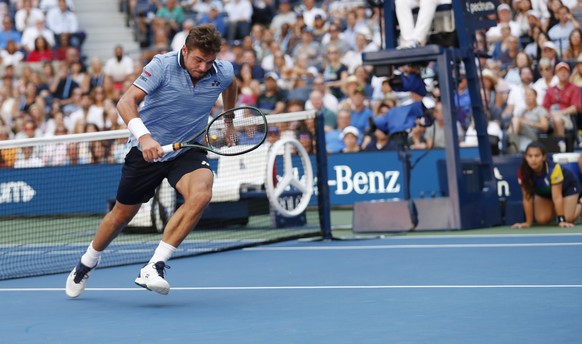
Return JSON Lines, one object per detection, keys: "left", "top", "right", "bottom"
{"left": 128, "top": 118, "right": 150, "bottom": 139}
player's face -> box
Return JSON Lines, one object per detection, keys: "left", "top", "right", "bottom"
{"left": 525, "top": 147, "right": 545, "bottom": 172}
{"left": 182, "top": 46, "right": 216, "bottom": 80}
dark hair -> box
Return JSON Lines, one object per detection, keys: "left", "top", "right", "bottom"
{"left": 519, "top": 141, "right": 547, "bottom": 197}
{"left": 185, "top": 24, "right": 221, "bottom": 54}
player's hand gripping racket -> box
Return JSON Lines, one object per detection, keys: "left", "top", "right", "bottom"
{"left": 161, "top": 106, "right": 268, "bottom": 156}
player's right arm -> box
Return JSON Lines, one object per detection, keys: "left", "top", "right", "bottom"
{"left": 117, "top": 85, "right": 162, "bottom": 162}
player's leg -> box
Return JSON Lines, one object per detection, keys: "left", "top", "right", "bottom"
{"left": 135, "top": 149, "right": 213, "bottom": 295}
{"left": 66, "top": 147, "right": 167, "bottom": 298}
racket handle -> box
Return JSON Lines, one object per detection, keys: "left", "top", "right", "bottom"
{"left": 161, "top": 144, "right": 179, "bottom": 153}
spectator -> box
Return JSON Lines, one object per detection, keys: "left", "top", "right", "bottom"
{"left": 532, "top": 58, "right": 558, "bottom": 105}
{"left": 571, "top": 53, "right": 582, "bottom": 87}
{"left": 132, "top": 0, "right": 158, "bottom": 47}
{"left": 195, "top": 4, "right": 226, "bottom": 39}
{"left": 155, "top": 0, "right": 184, "bottom": 41}
{"left": 0, "top": 125, "right": 16, "bottom": 167}
{"left": 512, "top": 141, "right": 581, "bottom": 228}
{"left": 217, "top": 38, "right": 236, "bottom": 63}
{"left": 341, "top": 28, "right": 378, "bottom": 74}
{"left": 425, "top": 101, "right": 464, "bottom": 148}
{"left": 15, "top": 0, "right": 45, "bottom": 33}
{"left": 349, "top": 86, "right": 373, "bottom": 143}
{"left": 39, "top": 0, "right": 76, "bottom": 13}
{"left": 0, "top": 17, "right": 22, "bottom": 50}
{"left": 548, "top": 5, "right": 579, "bottom": 55}
{"left": 171, "top": 19, "right": 194, "bottom": 51}
{"left": 320, "top": 22, "right": 350, "bottom": 56}
{"left": 104, "top": 45, "right": 134, "bottom": 90}
{"left": 305, "top": 75, "right": 338, "bottom": 113}
{"left": 225, "top": 0, "right": 253, "bottom": 43}
{"left": 88, "top": 140, "right": 113, "bottom": 164}
{"left": 256, "top": 72, "right": 286, "bottom": 113}
{"left": 236, "top": 63, "right": 260, "bottom": 106}
{"left": 299, "top": 0, "right": 326, "bottom": 28}
{"left": 45, "top": 0, "right": 84, "bottom": 48}
{"left": 541, "top": 41, "right": 561, "bottom": 66}
{"left": 563, "top": 28, "right": 582, "bottom": 60}
{"left": 306, "top": 89, "right": 336, "bottom": 132}
{"left": 325, "top": 108, "right": 350, "bottom": 153}
{"left": 394, "top": 0, "right": 452, "bottom": 48}
{"left": 83, "top": 57, "right": 106, "bottom": 93}
{"left": 510, "top": 87, "right": 549, "bottom": 151}
{"left": 339, "top": 125, "right": 361, "bottom": 153}
{"left": 69, "top": 92, "right": 103, "bottom": 131}
{"left": 543, "top": 62, "right": 582, "bottom": 151}
{"left": 261, "top": 41, "right": 293, "bottom": 72}
{"left": 291, "top": 26, "right": 320, "bottom": 64}
{"left": 63, "top": 142, "right": 86, "bottom": 165}
{"left": 21, "top": 18, "right": 55, "bottom": 52}
{"left": 363, "top": 123, "right": 390, "bottom": 152}
{"left": 26, "top": 36, "right": 53, "bottom": 62}
{"left": 321, "top": 45, "right": 348, "bottom": 100}
{"left": 42, "top": 124, "right": 68, "bottom": 166}
{"left": 298, "top": 131, "right": 314, "bottom": 154}
{"left": 269, "top": 0, "right": 296, "bottom": 38}
{"left": 311, "top": 13, "right": 328, "bottom": 42}
{"left": 50, "top": 63, "right": 79, "bottom": 102}
{"left": 503, "top": 66, "right": 535, "bottom": 123}
{"left": 14, "top": 146, "right": 45, "bottom": 168}
{"left": 505, "top": 51, "right": 534, "bottom": 87}
{"left": 487, "top": 3, "right": 521, "bottom": 42}
{"left": 0, "top": 39, "right": 24, "bottom": 67}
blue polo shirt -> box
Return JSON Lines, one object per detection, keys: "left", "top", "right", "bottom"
{"left": 132, "top": 50, "right": 234, "bottom": 161}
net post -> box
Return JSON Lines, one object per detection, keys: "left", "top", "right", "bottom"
{"left": 314, "top": 110, "right": 332, "bottom": 240}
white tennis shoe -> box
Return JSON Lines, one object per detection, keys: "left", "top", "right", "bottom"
{"left": 135, "top": 261, "right": 170, "bottom": 295}
{"left": 65, "top": 260, "right": 98, "bottom": 298}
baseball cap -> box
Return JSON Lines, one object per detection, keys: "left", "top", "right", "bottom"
{"left": 542, "top": 41, "right": 557, "bottom": 51}
{"left": 340, "top": 126, "right": 359, "bottom": 139}
{"left": 555, "top": 61, "right": 571, "bottom": 72}
{"left": 353, "top": 86, "right": 366, "bottom": 95}
{"left": 497, "top": 3, "right": 511, "bottom": 12}
{"left": 265, "top": 72, "right": 279, "bottom": 81}
{"left": 268, "top": 126, "right": 280, "bottom": 134}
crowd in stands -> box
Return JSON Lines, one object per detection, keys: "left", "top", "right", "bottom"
{"left": 1, "top": 0, "right": 582, "bottom": 168}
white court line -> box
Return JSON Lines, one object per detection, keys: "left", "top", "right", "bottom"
{"left": 1, "top": 284, "right": 582, "bottom": 292}
{"left": 245, "top": 242, "right": 582, "bottom": 251}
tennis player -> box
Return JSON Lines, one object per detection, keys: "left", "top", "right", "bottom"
{"left": 66, "top": 24, "right": 237, "bottom": 297}
{"left": 512, "top": 141, "right": 582, "bottom": 229}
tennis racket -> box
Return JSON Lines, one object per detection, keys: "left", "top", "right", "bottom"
{"left": 161, "top": 106, "right": 268, "bottom": 156}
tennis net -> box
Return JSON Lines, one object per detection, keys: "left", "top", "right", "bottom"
{"left": 0, "top": 110, "right": 328, "bottom": 280}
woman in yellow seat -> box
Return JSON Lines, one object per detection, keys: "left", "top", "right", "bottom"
{"left": 513, "top": 141, "right": 582, "bottom": 228}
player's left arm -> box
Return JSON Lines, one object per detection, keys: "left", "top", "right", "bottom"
{"left": 221, "top": 76, "right": 238, "bottom": 144}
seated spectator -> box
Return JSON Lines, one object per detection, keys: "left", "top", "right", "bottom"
{"left": 425, "top": 101, "right": 464, "bottom": 148}
{"left": 533, "top": 58, "right": 559, "bottom": 105}
{"left": 50, "top": 63, "right": 80, "bottom": 102}
{"left": 261, "top": 41, "right": 293, "bottom": 73}
{"left": 225, "top": 0, "right": 253, "bottom": 43}
{"left": 363, "top": 124, "right": 390, "bottom": 151}
{"left": 0, "top": 39, "right": 24, "bottom": 67}
{"left": 46, "top": 0, "right": 85, "bottom": 48}
{"left": 104, "top": 45, "right": 134, "bottom": 90}
{"left": 0, "top": 125, "right": 17, "bottom": 167}
{"left": 256, "top": 72, "right": 286, "bottom": 114}
{"left": 88, "top": 140, "right": 114, "bottom": 164}
{"left": 39, "top": 0, "right": 76, "bottom": 13}
{"left": 571, "top": 53, "right": 582, "bottom": 87}
{"left": 26, "top": 36, "right": 53, "bottom": 62}
{"left": 269, "top": 0, "right": 296, "bottom": 39}
{"left": 543, "top": 62, "right": 582, "bottom": 151}
{"left": 510, "top": 87, "right": 549, "bottom": 151}
{"left": 171, "top": 19, "right": 194, "bottom": 52}
{"left": 503, "top": 66, "right": 535, "bottom": 124}
{"left": 132, "top": 0, "right": 158, "bottom": 46}
{"left": 487, "top": 3, "right": 521, "bottom": 43}
{"left": 14, "top": 146, "right": 45, "bottom": 168}
{"left": 21, "top": 18, "right": 55, "bottom": 52}
{"left": 0, "top": 17, "right": 22, "bottom": 50}
{"left": 563, "top": 29, "right": 582, "bottom": 59}
{"left": 325, "top": 109, "right": 350, "bottom": 153}
{"left": 298, "top": 131, "right": 315, "bottom": 154}
{"left": 394, "top": 0, "right": 452, "bottom": 48}
{"left": 15, "top": 0, "right": 45, "bottom": 33}
{"left": 547, "top": 5, "right": 579, "bottom": 56}
{"left": 349, "top": 86, "right": 374, "bottom": 143}
{"left": 305, "top": 75, "right": 339, "bottom": 114}
{"left": 196, "top": 4, "right": 226, "bottom": 38}
{"left": 306, "top": 89, "right": 336, "bottom": 132}
{"left": 155, "top": 0, "right": 184, "bottom": 41}
{"left": 321, "top": 45, "right": 348, "bottom": 100}
{"left": 236, "top": 63, "right": 260, "bottom": 106}
{"left": 320, "top": 22, "right": 350, "bottom": 56}
{"left": 339, "top": 125, "right": 361, "bottom": 153}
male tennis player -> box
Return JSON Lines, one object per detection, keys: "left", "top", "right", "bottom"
{"left": 65, "top": 24, "right": 237, "bottom": 297}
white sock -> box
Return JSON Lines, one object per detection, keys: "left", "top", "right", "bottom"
{"left": 80, "top": 241, "right": 101, "bottom": 268}
{"left": 148, "top": 241, "right": 176, "bottom": 264}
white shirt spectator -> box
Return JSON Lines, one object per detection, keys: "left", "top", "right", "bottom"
{"left": 46, "top": 4, "right": 78, "bottom": 35}
{"left": 20, "top": 21, "right": 55, "bottom": 51}
{"left": 0, "top": 49, "right": 24, "bottom": 66}
{"left": 532, "top": 75, "right": 559, "bottom": 106}
{"left": 69, "top": 106, "right": 105, "bottom": 131}
{"left": 39, "top": 0, "right": 75, "bottom": 13}
{"left": 224, "top": 0, "right": 253, "bottom": 23}
{"left": 104, "top": 55, "right": 134, "bottom": 83}
{"left": 15, "top": 4, "right": 45, "bottom": 32}
{"left": 507, "top": 83, "right": 530, "bottom": 117}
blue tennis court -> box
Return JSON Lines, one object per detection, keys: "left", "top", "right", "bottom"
{"left": 1, "top": 232, "right": 581, "bottom": 343}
